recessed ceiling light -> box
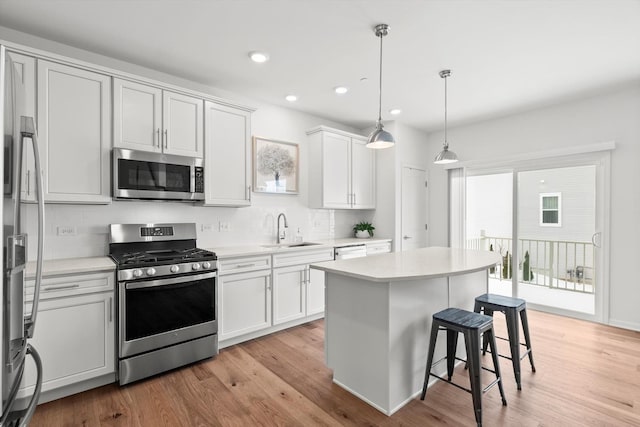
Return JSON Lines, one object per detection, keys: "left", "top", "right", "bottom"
{"left": 334, "top": 86, "right": 348, "bottom": 95}
{"left": 389, "top": 108, "right": 402, "bottom": 115}
{"left": 285, "top": 95, "right": 298, "bottom": 102}
{"left": 249, "top": 51, "right": 269, "bottom": 63}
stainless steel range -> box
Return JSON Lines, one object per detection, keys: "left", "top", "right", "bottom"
{"left": 109, "top": 223, "right": 218, "bottom": 385}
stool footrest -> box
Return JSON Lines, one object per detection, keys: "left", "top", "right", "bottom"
{"left": 483, "top": 377, "right": 502, "bottom": 394}
{"left": 428, "top": 373, "right": 472, "bottom": 395}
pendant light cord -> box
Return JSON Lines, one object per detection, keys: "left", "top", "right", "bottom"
{"left": 378, "top": 31, "right": 383, "bottom": 123}
{"left": 444, "top": 73, "right": 448, "bottom": 147}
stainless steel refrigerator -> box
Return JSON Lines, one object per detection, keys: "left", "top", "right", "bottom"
{"left": 0, "top": 47, "right": 45, "bottom": 426}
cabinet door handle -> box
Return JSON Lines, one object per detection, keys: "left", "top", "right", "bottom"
{"left": 353, "top": 193, "right": 356, "bottom": 206}
{"left": 156, "top": 128, "right": 160, "bottom": 147}
{"left": 236, "top": 263, "right": 255, "bottom": 268}
{"left": 42, "top": 283, "right": 80, "bottom": 292}
{"left": 26, "top": 170, "right": 30, "bottom": 195}
{"left": 109, "top": 297, "right": 113, "bottom": 323}
{"left": 164, "top": 129, "right": 168, "bottom": 149}
{"left": 247, "top": 185, "right": 252, "bottom": 202}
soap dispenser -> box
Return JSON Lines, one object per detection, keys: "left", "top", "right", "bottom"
{"left": 295, "top": 227, "right": 303, "bottom": 243}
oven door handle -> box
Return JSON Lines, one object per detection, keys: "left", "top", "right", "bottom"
{"left": 125, "top": 271, "right": 217, "bottom": 290}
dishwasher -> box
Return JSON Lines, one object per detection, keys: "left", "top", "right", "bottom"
{"left": 334, "top": 244, "right": 367, "bottom": 260}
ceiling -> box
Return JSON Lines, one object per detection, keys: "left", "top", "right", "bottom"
{"left": 1, "top": 0, "right": 639, "bottom": 133}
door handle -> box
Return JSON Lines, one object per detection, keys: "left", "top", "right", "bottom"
{"left": 403, "top": 235, "right": 412, "bottom": 240}
{"left": 591, "top": 232, "right": 602, "bottom": 248}
{"left": 164, "top": 129, "right": 168, "bottom": 149}
{"left": 156, "top": 128, "right": 160, "bottom": 147}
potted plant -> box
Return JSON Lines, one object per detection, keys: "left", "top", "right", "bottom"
{"left": 353, "top": 221, "right": 375, "bottom": 238}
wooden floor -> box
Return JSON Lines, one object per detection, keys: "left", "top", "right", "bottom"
{"left": 31, "top": 310, "right": 640, "bottom": 426}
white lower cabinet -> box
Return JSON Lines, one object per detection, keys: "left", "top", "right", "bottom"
{"left": 306, "top": 267, "right": 326, "bottom": 316}
{"left": 219, "top": 268, "right": 272, "bottom": 341}
{"left": 19, "top": 272, "right": 115, "bottom": 400}
{"left": 219, "top": 248, "right": 333, "bottom": 346}
{"left": 272, "top": 247, "right": 334, "bottom": 323}
{"left": 272, "top": 264, "right": 306, "bottom": 325}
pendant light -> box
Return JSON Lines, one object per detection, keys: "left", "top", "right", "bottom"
{"left": 433, "top": 69, "right": 458, "bottom": 164}
{"left": 366, "top": 24, "right": 395, "bottom": 149}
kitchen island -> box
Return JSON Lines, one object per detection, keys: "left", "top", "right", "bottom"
{"left": 310, "top": 246, "right": 501, "bottom": 415}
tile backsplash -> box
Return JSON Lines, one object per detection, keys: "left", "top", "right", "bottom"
{"left": 25, "top": 200, "right": 373, "bottom": 260}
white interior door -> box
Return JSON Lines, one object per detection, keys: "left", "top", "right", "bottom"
{"left": 401, "top": 166, "right": 427, "bottom": 251}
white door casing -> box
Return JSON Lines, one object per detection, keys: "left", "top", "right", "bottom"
{"left": 401, "top": 165, "right": 427, "bottom": 251}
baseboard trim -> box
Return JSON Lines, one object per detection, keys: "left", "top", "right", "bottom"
{"left": 608, "top": 318, "right": 640, "bottom": 332}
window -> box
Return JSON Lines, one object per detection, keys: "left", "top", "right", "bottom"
{"left": 540, "top": 192, "right": 561, "bottom": 226}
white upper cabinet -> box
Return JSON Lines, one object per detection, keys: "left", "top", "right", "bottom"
{"left": 113, "top": 78, "right": 203, "bottom": 158}
{"left": 162, "top": 90, "right": 203, "bottom": 157}
{"left": 350, "top": 138, "right": 376, "bottom": 209}
{"left": 7, "top": 52, "right": 37, "bottom": 202}
{"left": 321, "top": 132, "right": 351, "bottom": 208}
{"left": 113, "top": 79, "right": 162, "bottom": 152}
{"left": 37, "top": 60, "right": 111, "bottom": 203}
{"left": 203, "top": 101, "right": 252, "bottom": 206}
{"left": 307, "top": 126, "right": 376, "bottom": 209}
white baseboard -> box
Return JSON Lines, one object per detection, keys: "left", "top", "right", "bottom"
{"left": 608, "top": 318, "right": 640, "bottom": 332}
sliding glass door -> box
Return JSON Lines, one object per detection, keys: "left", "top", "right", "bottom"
{"left": 516, "top": 165, "right": 597, "bottom": 315}
{"left": 465, "top": 171, "right": 514, "bottom": 298}
{"left": 460, "top": 152, "right": 608, "bottom": 322}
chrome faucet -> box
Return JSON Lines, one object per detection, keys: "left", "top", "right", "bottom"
{"left": 277, "top": 213, "right": 288, "bottom": 244}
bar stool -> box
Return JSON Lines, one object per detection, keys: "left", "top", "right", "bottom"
{"left": 421, "top": 307, "right": 507, "bottom": 427}
{"left": 474, "top": 293, "right": 536, "bottom": 390}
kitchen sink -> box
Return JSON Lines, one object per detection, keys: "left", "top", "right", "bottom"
{"left": 261, "top": 242, "right": 322, "bottom": 249}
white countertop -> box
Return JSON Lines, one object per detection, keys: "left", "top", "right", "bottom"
{"left": 208, "top": 237, "right": 390, "bottom": 259}
{"left": 310, "top": 246, "right": 501, "bottom": 282}
{"left": 23, "top": 237, "right": 393, "bottom": 276}
{"left": 207, "top": 243, "right": 334, "bottom": 259}
{"left": 312, "top": 237, "right": 391, "bottom": 247}
{"left": 26, "top": 256, "right": 116, "bottom": 279}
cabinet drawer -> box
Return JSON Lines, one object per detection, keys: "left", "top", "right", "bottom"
{"left": 26, "top": 271, "right": 114, "bottom": 301}
{"left": 272, "top": 248, "right": 334, "bottom": 268}
{"left": 218, "top": 255, "right": 271, "bottom": 275}
{"left": 366, "top": 242, "right": 391, "bottom": 255}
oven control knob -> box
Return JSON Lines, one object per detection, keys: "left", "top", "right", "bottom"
{"left": 146, "top": 267, "right": 157, "bottom": 276}
{"left": 192, "top": 263, "right": 201, "bottom": 271}
{"left": 170, "top": 265, "right": 180, "bottom": 273}
{"left": 202, "top": 261, "right": 211, "bottom": 269}
{"left": 133, "top": 269, "right": 143, "bottom": 278}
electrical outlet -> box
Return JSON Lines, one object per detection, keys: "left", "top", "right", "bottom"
{"left": 218, "top": 221, "right": 230, "bottom": 232}
{"left": 201, "top": 224, "right": 214, "bottom": 232}
{"left": 57, "top": 226, "right": 77, "bottom": 236}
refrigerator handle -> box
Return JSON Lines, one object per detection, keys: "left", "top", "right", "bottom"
{"left": 21, "top": 116, "right": 45, "bottom": 338}
{"left": 17, "top": 344, "right": 43, "bottom": 427}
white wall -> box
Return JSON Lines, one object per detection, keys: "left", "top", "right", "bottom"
{"left": 371, "top": 121, "right": 429, "bottom": 250}
{"left": 426, "top": 83, "right": 640, "bottom": 330}
{"left": 0, "top": 26, "right": 375, "bottom": 259}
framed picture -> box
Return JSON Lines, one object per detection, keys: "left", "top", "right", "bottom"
{"left": 252, "top": 137, "right": 299, "bottom": 194}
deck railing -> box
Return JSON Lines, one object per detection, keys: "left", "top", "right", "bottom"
{"left": 467, "top": 236, "right": 595, "bottom": 294}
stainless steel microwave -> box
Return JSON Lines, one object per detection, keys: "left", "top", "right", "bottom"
{"left": 112, "top": 148, "right": 204, "bottom": 201}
